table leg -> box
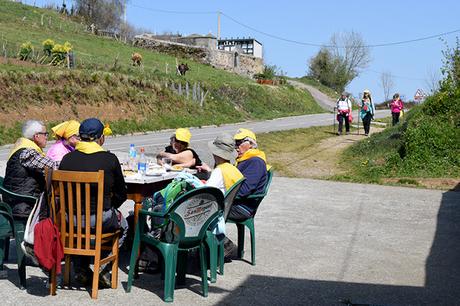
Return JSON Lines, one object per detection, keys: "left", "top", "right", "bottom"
{"left": 134, "top": 202, "right": 142, "bottom": 225}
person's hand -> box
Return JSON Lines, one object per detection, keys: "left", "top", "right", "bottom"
{"left": 196, "top": 163, "right": 211, "bottom": 172}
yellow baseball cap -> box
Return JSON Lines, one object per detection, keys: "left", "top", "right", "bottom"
{"left": 175, "top": 128, "right": 191, "bottom": 143}
{"left": 51, "top": 120, "right": 80, "bottom": 139}
{"left": 234, "top": 128, "right": 256, "bottom": 141}
{"left": 103, "top": 124, "right": 112, "bottom": 136}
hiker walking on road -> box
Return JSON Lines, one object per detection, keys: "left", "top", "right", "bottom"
{"left": 360, "top": 89, "right": 375, "bottom": 136}
{"left": 336, "top": 92, "right": 352, "bottom": 135}
{"left": 390, "top": 93, "right": 404, "bottom": 126}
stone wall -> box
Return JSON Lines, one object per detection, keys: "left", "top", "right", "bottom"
{"left": 133, "top": 36, "right": 263, "bottom": 77}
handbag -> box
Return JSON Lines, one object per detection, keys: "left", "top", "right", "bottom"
{"left": 21, "top": 168, "right": 53, "bottom": 258}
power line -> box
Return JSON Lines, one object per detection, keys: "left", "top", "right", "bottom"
{"left": 126, "top": 3, "right": 460, "bottom": 49}
{"left": 128, "top": 3, "right": 215, "bottom": 15}
{"left": 365, "top": 69, "right": 427, "bottom": 81}
{"left": 221, "top": 12, "right": 460, "bottom": 48}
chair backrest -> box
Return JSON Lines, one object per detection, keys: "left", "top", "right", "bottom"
{"left": 49, "top": 170, "right": 105, "bottom": 252}
{"left": 167, "top": 186, "right": 224, "bottom": 246}
{"left": 242, "top": 168, "right": 274, "bottom": 215}
{"left": 223, "top": 178, "right": 245, "bottom": 221}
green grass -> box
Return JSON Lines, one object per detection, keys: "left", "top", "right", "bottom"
{"left": 336, "top": 88, "right": 460, "bottom": 183}
{"left": 0, "top": 0, "right": 324, "bottom": 145}
{"left": 293, "top": 76, "right": 339, "bottom": 99}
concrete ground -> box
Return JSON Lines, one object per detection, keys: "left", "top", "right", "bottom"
{"left": 1, "top": 177, "right": 459, "bottom": 305}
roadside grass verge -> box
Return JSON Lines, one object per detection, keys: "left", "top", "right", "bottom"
{"left": 257, "top": 125, "right": 341, "bottom": 177}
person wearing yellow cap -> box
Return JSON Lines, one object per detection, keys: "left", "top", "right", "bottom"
{"left": 46, "top": 120, "right": 80, "bottom": 163}
{"left": 228, "top": 128, "right": 269, "bottom": 221}
{"left": 157, "top": 128, "right": 203, "bottom": 170}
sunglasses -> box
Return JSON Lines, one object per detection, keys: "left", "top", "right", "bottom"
{"left": 235, "top": 139, "right": 248, "bottom": 148}
{"left": 36, "top": 132, "right": 49, "bottom": 137}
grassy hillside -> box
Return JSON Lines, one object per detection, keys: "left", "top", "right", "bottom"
{"left": 0, "top": 0, "right": 323, "bottom": 145}
{"left": 294, "top": 76, "right": 339, "bottom": 99}
{"left": 335, "top": 79, "right": 460, "bottom": 185}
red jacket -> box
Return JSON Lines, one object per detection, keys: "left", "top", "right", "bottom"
{"left": 34, "top": 218, "right": 64, "bottom": 273}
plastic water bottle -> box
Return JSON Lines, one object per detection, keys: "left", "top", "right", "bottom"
{"left": 128, "top": 144, "right": 137, "bottom": 171}
{"left": 137, "top": 147, "right": 147, "bottom": 176}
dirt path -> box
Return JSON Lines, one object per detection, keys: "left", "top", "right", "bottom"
{"left": 287, "top": 79, "right": 336, "bottom": 112}
{"left": 278, "top": 128, "right": 384, "bottom": 179}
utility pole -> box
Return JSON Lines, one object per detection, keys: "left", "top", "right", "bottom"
{"left": 217, "top": 11, "right": 221, "bottom": 40}
{"left": 124, "top": 0, "right": 127, "bottom": 24}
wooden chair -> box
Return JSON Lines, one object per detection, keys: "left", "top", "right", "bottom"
{"left": 48, "top": 170, "right": 120, "bottom": 299}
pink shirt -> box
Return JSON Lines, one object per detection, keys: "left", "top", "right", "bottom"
{"left": 46, "top": 139, "right": 74, "bottom": 164}
{"left": 390, "top": 99, "right": 403, "bottom": 113}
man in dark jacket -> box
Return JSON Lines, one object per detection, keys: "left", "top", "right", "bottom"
{"left": 228, "top": 128, "right": 268, "bottom": 221}
{"left": 3, "top": 120, "right": 55, "bottom": 218}
{"left": 59, "top": 118, "right": 127, "bottom": 288}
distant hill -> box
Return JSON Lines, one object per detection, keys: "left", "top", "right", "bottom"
{"left": 0, "top": 0, "right": 323, "bottom": 145}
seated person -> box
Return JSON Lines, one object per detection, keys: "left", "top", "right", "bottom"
{"left": 198, "top": 133, "right": 243, "bottom": 194}
{"left": 157, "top": 128, "right": 203, "bottom": 169}
{"left": 228, "top": 128, "right": 269, "bottom": 221}
{"left": 164, "top": 134, "right": 176, "bottom": 154}
{"left": 46, "top": 120, "right": 80, "bottom": 164}
{"left": 3, "top": 120, "right": 56, "bottom": 219}
{"left": 59, "top": 118, "right": 127, "bottom": 288}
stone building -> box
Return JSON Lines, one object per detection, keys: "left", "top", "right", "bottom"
{"left": 133, "top": 33, "right": 264, "bottom": 77}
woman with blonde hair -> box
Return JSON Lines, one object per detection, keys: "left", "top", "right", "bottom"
{"left": 360, "top": 89, "right": 375, "bottom": 136}
{"left": 46, "top": 120, "right": 80, "bottom": 164}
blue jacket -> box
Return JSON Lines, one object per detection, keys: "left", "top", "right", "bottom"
{"left": 237, "top": 156, "right": 267, "bottom": 198}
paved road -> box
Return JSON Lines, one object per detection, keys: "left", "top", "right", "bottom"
{"left": 1, "top": 177, "right": 459, "bottom": 305}
{"left": 0, "top": 110, "right": 388, "bottom": 176}
{"left": 287, "top": 79, "right": 336, "bottom": 111}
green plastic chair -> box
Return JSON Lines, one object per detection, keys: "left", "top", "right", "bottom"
{"left": 0, "top": 176, "right": 38, "bottom": 289}
{"left": 0, "top": 201, "right": 14, "bottom": 278}
{"left": 127, "top": 186, "right": 224, "bottom": 303}
{"left": 227, "top": 168, "right": 274, "bottom": 266}
{"left": 205, "top": 178, "right": 245, "bottom": 281}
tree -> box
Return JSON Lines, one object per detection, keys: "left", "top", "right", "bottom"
{"left": 425, "top": 66, "right": 441, "bottom": 94}
{"left": 380, "top": 71, "right": 394, "bottom": 102}
{"left": 307, "top": 31, "right": 371, "bottom": 92}
{"left": 74, "top": 0, "right": 126, "bottom": 31}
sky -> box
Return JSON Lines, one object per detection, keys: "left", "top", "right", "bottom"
{"left": 32, "top": 0, "right": 460, "bottom": 103}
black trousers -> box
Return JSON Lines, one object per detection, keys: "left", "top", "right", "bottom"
{"left": 362, "top": 113, "right": 372, "bottom": 135}
{"left": 338, "top": 113, "right": 350, "bottom": 133}
{"left": 392, "top": 112, "right": 400, "bottom": 126}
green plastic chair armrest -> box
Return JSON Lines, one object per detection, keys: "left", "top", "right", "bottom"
{"left": 138, "top": 208, "right": 167, "bottom": 218}
{"left": 0, "top": 186, "right": 38, "bottom": 204}
{"left": 0, "top": 202, "right": 13, "bottom": 216}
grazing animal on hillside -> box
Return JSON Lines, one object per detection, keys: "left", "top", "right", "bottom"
{"left": 178, "top": 63, "right": 189, "bottom": 75}
{"left": 131, "top": 52, "right": 142, "bottom": 66}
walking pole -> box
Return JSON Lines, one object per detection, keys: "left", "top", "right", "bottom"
{"left": 357, "top": 107, "right": 360, "bottom": 135}
{"left": 333, "top": 107, "right": 336, "bottom": 134}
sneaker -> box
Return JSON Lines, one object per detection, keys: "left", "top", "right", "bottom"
{"left": 337, "top": 132, "right": 342, "bottom": 136}
{"left": 74, "top": 267, "right": 93, "bottom": 286}
{"left": 346, "top": 131, "right": 350, "bottom": 135}
{"left": 0, "top": 269, "right": 7, "bottom": 279}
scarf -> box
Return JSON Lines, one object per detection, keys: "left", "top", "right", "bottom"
{"left": 75, "top": 141, "right": 105, "bottom": 154}
{"left": 216, "top": 162, "right": 244, "bottom": 191}
{"left": 236, "top": 149, "right": 271, "bottom": 170}
{"left": 8, "top": 138, "right": 44, "bottom": 159}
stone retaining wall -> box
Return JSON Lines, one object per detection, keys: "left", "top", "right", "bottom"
{"left": 133, "top": 37, "right": 263, "bottom": 77}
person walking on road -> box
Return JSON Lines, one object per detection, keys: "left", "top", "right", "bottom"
{"left": 336, "top": 92, "right": 352, "bottom": 135}
{"left": 390, "top": 93, "right": 404, "bottom": 126}
{"left": 360, "top": 89, "right": 375, "bottom": 136}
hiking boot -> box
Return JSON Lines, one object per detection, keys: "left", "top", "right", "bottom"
{"left": 98, "top": 270, "right": 112, "bottom": 289}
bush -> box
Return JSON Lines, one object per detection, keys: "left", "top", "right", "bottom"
{"left": 42, "top": 39, "right": 55, "bottom": 56}
{"left": 51, "top": 41, "right": 72, "bottom": 65}
{"left": 18, "top": 41, "right": 33, "bottom": 60}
